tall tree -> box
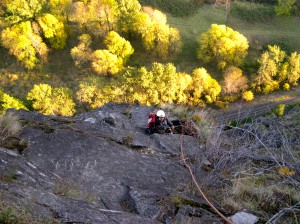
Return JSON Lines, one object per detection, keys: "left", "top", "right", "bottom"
{"left": 116, "top": 0, "right": 142, "bottom": 34}
{"left": 4, "top": 0, "right": 46, "bottom": 24}
{"left": 274, "top": 0, "right": 297, "bottom": 16}
{"left": 253, "top": 45, "right": 286, "bottom": 93}
{"left": 285, "top": 52, "right": 300, "bottom": 86}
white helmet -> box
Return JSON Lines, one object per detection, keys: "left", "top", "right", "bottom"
{"left": 156, "top": 110, "right": 165, "bottom": 118}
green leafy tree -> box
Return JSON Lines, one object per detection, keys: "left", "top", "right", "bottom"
{"left": 27, "top": 84, "right": 75, "bottom": 116}
{"left": 4, "top": 0, "right": 46, "bottom": 24}
{"left": 197, "top": 24, "right": 249, "bottom": 70}
{"left": 274, "top": 0, "right": 298, "bottom": 16}
{"left": 104, "top": 31, "right": 134, "bottom": 63}
{"left": 254, "top": 45, "right": 287, "bottom": 93}
{"left": 117, "top": 0, "right": 142, "bottom": 34}
{"left": 91, "top": 50, "right": 123, "bottom": 75}
{"left": 285, "top": 52, "right": 300, "bottom": 86}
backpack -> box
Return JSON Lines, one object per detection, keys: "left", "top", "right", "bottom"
{"left": 148, "top": 113, "right": 156, "bottom": 128}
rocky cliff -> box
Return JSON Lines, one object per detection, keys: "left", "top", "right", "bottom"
{"left": 0, "top": 103, "right": 223, "bottom": 223}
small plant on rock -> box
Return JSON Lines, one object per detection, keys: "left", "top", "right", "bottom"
{"left": 242, "top": 90, "right": 254, "bottom": 101}
{"left": 273, "top": 104, "right": 285, "bottom": 116}
{"left": 0, "top": 112, "right": 22, "bottom": 142}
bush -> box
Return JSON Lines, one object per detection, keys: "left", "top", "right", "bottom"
{"left": 273, "top": 104, "right": 285, "bottom": 116}
{"left": 283, "top": 83, "right": 290, "bottom": 90}
{"left": 231, "top": 2, "right": 275, "bottom": 23}
{"left": 27, "top": 84, "right": 76, "bottom": 116}
{"left": 0, "top": 112, "right": 22, "bottom": 142}
{"left": 0, "top": 89, "right": 28, "bottom": 114}
{"left": 139, "top": 0, "right": 200, "bottom": 17}
{"left": 242, "top": 91, "right": 254, "bottom": 101}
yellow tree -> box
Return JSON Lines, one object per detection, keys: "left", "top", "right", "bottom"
{"left": 69, "top": 0, "right": 119, "bottom": 37}
{"left": 104, "top": 31, "right": 134, "bottom": 63}
{"left": 91, "top": 50, "right": 123, "bottom": 76}
{"left": 38, "top": 13, "right": 67, "bottom": 49}
{"left": 1, "top": 0, "right": 67, "bottom": 69}
{"left": 254, "top": 45, "right": 286, "bottom": 93}
{"left": 188, "top": 68, "right": 221, "bottom": 105}
{"left": 48, "top": 0, "right": 72, "bottom": 21}
{"left": 197, "top": 24, "right": 249, "bottom": 70}
{"left": 285, "top": 52, "right": 300, "bottom": 86}
{"left": 0, "top": 89, "right": 28, "bottom": 114}
{"left": 140, "top": 7, "right": 182, "bottom": 59}
{"left": 27, "top": 84, "right": 75, "bottom": 116}
{"left": 1, "top": 21, "right": 48, "bottom": 69}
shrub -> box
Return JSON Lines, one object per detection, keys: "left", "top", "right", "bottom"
{"left": 27, "top": 84, "right": 76, "bottom": 116}
{"left": 197, "top": 24, "right": 249, "bottom": 70}
{"left": 0, "top": 112, "right": 22, "bottom": 142}
{"left": 273, "top": 104, "right": 285, "bottom": 116}
{"left": 242, "top": 91, "right": 254, "bottom": 101}
{"left": 283, "top": 83, "right": 290, "bottom": 90}
{"left": 231, "top": 1, "right": 275, "bottom": 23}
{"left": 0, "top": 89, "right": 28, "bottom": 114}
{"left": 138, "top": 0, "right": 200, "bottom": 17}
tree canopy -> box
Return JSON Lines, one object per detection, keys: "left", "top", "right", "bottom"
{"left": 197, "top": 24, "right": 249, "bottom": 70}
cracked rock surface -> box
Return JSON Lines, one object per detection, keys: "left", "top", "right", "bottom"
{"left": 0, "top": 103, "right": 219, "bottom": 223}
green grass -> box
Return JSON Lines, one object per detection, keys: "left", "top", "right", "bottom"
{"left": 167, "top": 5, "right": 227, "bottom": 75}
{"left": 167, "top": 2, "right": 300, "bottom": 76}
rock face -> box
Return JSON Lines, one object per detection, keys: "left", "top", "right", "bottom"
{"left": 0, "top": 103, "right": 221, "bottom": 223}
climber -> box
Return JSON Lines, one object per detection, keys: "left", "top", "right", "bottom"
{"left": 147, "top": 110, "right": 175, "bottom": 134}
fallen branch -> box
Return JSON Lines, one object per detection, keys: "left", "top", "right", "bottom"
{"left": 179, "top": 135, "right": 233, "bottom": 224}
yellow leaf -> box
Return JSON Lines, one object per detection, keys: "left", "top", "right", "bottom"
{"left": 277, "top": 166, "right": 295, "bottom": 176}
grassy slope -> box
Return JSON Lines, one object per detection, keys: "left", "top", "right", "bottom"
{"left": 167, "top": 5, "right": 228, "bottom": 75}
{"left": 167, "top": 3, "right": 300, "bottom": 79}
